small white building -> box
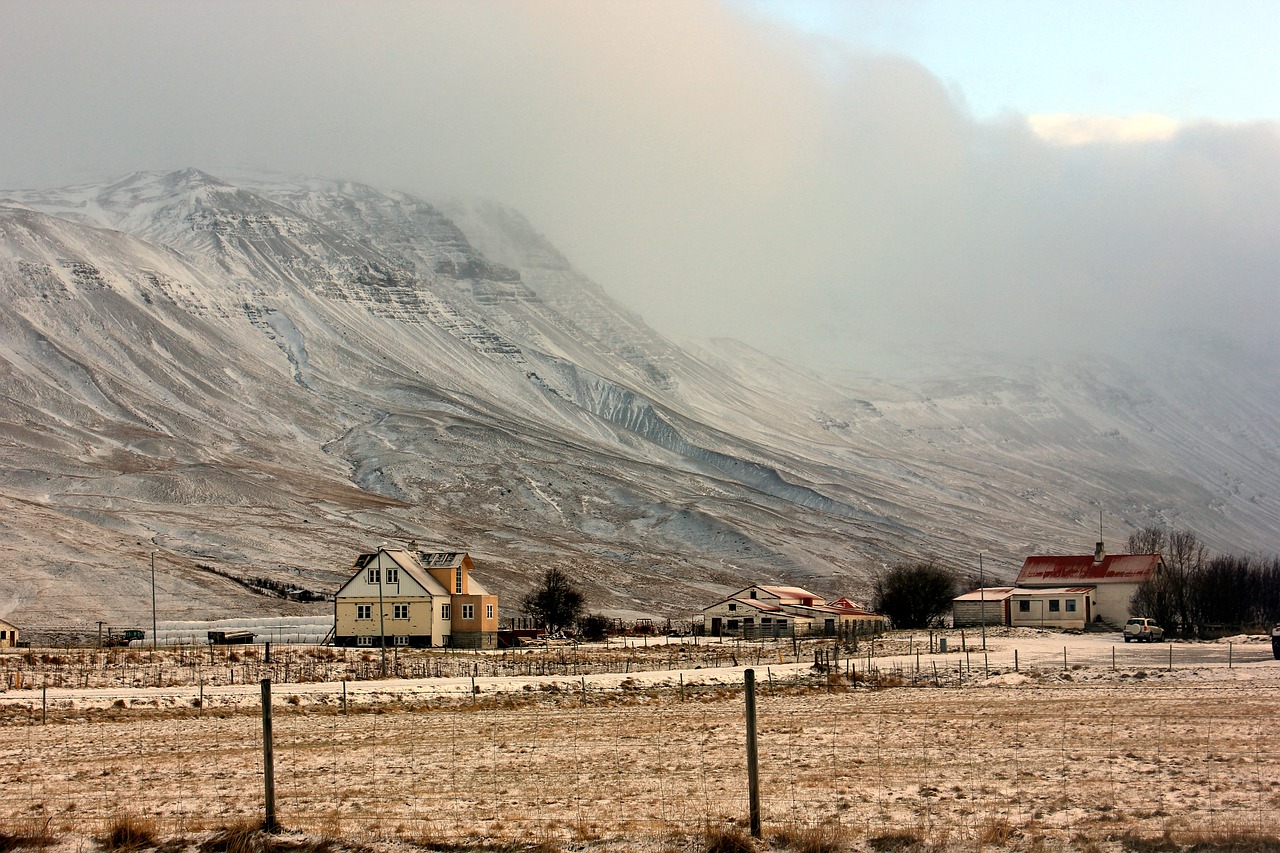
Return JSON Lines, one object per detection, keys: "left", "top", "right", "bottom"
{"left": 1015, "top": 545, "right": 1161, "bottom": 625}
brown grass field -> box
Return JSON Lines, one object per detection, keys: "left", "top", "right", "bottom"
{"left": 2, "top": 634, "right": 1279, "bottom": 852}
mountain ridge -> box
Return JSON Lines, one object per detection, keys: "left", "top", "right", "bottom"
{"left": 1, "top": 169, "right": 1277, "bottom": 625}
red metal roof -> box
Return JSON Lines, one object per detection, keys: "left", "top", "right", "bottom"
{"left": 1016, "top": 554, "right": 1161, "bottom": 585}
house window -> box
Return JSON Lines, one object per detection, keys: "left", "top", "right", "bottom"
{"left": 727, "top": 619, "right": 738, "bottom": 630}
{"left": 462, "top": 604, "right": 475, "bottom": 620}
{"left": 728, "top": 602, "right": 737, "bottom": 611}
{"left": 1018, "top": 601, "right": 1030, "bottom": 613}
{"left": 356, "top": 604, "right": 372, "bottom": 620}
{"left": 1048, "top": 600, "right": 1060, "bottom": 612}
{"left": 455, "top": 567, "right": 463, "bottom": 594}
{"left": 749, "top": 590, "right": 757, "bottom": 599}
{"left": 393, "top": 604, "right": 409, "bottom": 620}
{"left": 486, "top": 604, "right": 493, "bottom": 619}
{"left": 356, "top": 635, "right": 373, "bottom": 646}
{"left": 367, "top": 567, "right": 380, "bottom": 584}
{"left": 1065, "top": 600, "right": 1077, "bottom": 612}
{"left": 393, "top": 635, "right": 408, "bottom": 647}
{"left": 442, "top": 603, "right": 451, "bottom": 619}
{"left": 386, "top": 567, "right": 399, "bottom": 584}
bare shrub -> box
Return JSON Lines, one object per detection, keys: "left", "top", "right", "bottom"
{"left": 98, "top": 813, "right": 159, "bottom": 851}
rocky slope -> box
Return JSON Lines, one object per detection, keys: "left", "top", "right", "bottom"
{"left": 1, "top": 169, "right": 1277, "bottom": 626}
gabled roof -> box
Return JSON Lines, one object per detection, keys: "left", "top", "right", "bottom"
{"left": 338, "top": 548, "right": 458, "bottom": 598}
{"left": 757, "top": 585, "right": 825, "bottom": 605}
{"left": 1016, "top": 554, "right": 1161, "bottom": 585}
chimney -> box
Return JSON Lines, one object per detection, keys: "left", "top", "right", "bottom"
{"left": 1094, "top": 541, "right": 1105, "bottom": 563}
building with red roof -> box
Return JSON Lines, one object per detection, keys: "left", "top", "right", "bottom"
{"left": 1013, "top": 542, "right": 1162, "bottom": 626}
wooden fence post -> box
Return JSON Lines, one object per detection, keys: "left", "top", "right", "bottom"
{"left": 744, "top": 669, "right": 761, "bottom": 838}
{"left": 260, "top": 678, "right": 278, "bottom": 832}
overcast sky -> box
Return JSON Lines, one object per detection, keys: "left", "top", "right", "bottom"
{"left": 2, "top": 0, "right": 1277, "bottom": 370}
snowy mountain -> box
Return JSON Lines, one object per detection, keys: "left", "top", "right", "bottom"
{"left": 2, "top": 169, "right": 1277, "bottom": 625}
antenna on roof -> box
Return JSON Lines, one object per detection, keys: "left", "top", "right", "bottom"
{"left": 1098, "top": 510, "right": 1104, "bottom": 542}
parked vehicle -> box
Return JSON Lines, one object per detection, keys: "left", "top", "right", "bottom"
{"left": 1123, "top": 617, "right": 1164, "bottom": 643}
{"left": 1271, "top": 623, "right": 1280, "bottom": 660}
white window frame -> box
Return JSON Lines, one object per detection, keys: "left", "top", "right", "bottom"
{"left": 356, "top": 636, "right": 373, "bottom": 647}
{"left": 461, "top": 604, "right": 475, "bottom": 620}
{"left": 393, "top": 604, "right": 409, "bottom": 620}
{"left": 367, "top": 567, "right": 380, "bottom": 584}
{"left": 455, "top": 566, "right": 463, "bottom": 594}
{"left": 356, "top": 604, "right": 372, "bottom": 620}
{"left": 386, "top": 566, "right": 399, "bottom": 584}
{"left": 442, "top": 603, "right": 451, "bottom": 619}
{"left": 486, "top": 604, "right": 493, "bottom": 620}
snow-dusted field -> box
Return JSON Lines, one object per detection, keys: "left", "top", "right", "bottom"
{"left": 3, "top": 629, "right": 1279, "bottom": 852}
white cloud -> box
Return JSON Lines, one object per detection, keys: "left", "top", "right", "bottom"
{"left": 1028, "top": 113, "right": 1181, "bottom": 145}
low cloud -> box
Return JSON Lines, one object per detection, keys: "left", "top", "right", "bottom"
{"left": 1, "top": 1, "right": 1276, "bottom": 370}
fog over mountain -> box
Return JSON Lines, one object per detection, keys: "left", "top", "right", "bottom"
{"left": 1, "top": 169, "right": 1277, "bottom": 625}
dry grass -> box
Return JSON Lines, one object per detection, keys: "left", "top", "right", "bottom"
{"left": 0, "top": 817, "right": 57, "bottom": 853}
{"left": 767, "top": 825, "right": 845, "bottom": 853}
{"left": 98, "top": 814, "right": 160, "bottom": 851}
{"left": 702, "top": 824, "right": 757, "bottom": 853}
{"left": 865, "top": 830, "right": 923, "bottom": 852}
{"left": 977, "top": 816, "right": 1015, "bottom": 846}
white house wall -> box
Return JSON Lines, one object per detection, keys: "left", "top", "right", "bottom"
{"left": 1093, "top": 583, "right": 1139, "bottom": 625}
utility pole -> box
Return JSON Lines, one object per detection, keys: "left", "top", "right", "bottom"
{"left": 377, "top": 553, "right": 387, "bottom": 677}
{"left": 151, "top": 550, "right": 158, "bottom": 652}
{"left": 979, "top": 553, "right": 986, "bottom": 651}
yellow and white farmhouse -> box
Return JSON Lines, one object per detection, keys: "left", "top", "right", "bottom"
{"left": 334, "top": 548, "right": 498, "bottom": 649}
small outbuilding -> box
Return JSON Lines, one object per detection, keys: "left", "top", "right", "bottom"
{"left": 0, "top": 619, "right": 18, "bottom": 648}
{"left": 952, "top": 587, "right": 1015, "bottom": 627}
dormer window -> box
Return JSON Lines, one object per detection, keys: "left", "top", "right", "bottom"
{"left": 749, "top": 590, "right": 757, "bottom": 599}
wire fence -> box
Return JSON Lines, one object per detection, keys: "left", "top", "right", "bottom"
{"left": 3, "top": 672, "right": 1278, "bottom": 849}
{"left": 5, "top": 631, "right": 1272, "bottom": 693}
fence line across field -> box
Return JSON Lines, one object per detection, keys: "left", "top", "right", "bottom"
{"left": 2, "top": 671, "right": 1277, "bottom": 849}
{"left": 5, "top": 638, "right": 1271, "bottom": 701}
